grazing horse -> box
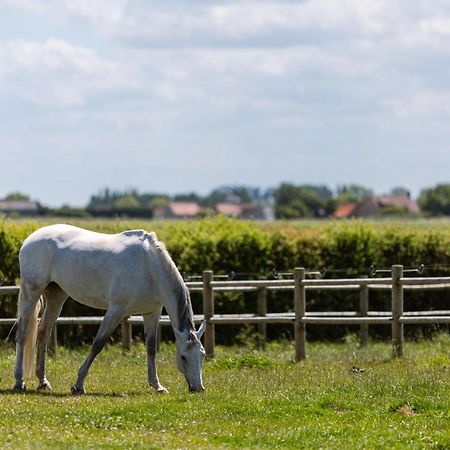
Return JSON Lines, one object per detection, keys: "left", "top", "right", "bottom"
{"left": 14, "top": 224, "right": 206, "bottom": 394}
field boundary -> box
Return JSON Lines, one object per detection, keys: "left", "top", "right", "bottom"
{"left": 1, "top": 265, "right": 450, "bottom": 359}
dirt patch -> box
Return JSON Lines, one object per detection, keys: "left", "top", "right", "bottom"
{"left": 398, "top": 405, "right": 417, "bottom": 416}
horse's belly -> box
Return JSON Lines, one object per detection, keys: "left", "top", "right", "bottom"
{"left": 54, "top": 278, "right": 109, "bottom": 310}
{"left": 51, "top": 255, "right": 154, "bottom": 313}
{"left": 50, "top": 253, "right": 114, "bottom": 309}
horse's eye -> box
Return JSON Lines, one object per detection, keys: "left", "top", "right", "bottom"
{"left": 181, "top": 355, "right": 187, "bottom": 362}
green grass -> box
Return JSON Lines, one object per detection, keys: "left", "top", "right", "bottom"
{"left": 1, "top": 336, "right": 450, "bottom": 449}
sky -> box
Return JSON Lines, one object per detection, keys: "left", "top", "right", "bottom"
{"left": 0, "top": 0, "right": 449, "bottom": 207}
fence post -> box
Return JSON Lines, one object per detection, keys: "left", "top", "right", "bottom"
{"left": 391, "top": 265, "right": 404, "bottom": 358}
{"left": 203, "top": 270, "right": 215, "bottom": 359}
{"left": 121, "top": 316, "right": 132, "bottom": 352}
{"left": 294, "top": 267, "right": 306, "bottom": 361}
{"left": 48, "top": 324, "right": 57, "bottom": 356}
{"left": 257, "top": 286, "right": 267, "bottom": 350}
{"left": 359, "top": 281, "right": 369, "bottom": 347}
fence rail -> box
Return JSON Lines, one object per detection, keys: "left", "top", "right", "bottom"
{"left": 1, "top": 265, "right": 449, "bottom": 359}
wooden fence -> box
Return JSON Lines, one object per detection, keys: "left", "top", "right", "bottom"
{"left": 1, "top": 265, "right": 449, "bottom": 360}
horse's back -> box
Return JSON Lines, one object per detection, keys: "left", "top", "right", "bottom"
{"left": 19, "top": 225, "right": 158, "bottom": 308}
{"left": 21, "top": 224, "right": 151, "bottom": 253}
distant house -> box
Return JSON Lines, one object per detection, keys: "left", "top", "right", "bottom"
{"left": 215, "top": 202, "right": 273, "bottom": 220}
{"left": 215, "top": 203, "right": 242, "bottom": 217}
{"left": 153, "top": 202, "right": 202, "bottom": 219}
{"left": 334, "top": 195, "right": 420, "bottom": 218}
{"left": 354, "top": 195, "right": 420, "bottom": 217}
{"left": 333, "top": 203, "right": 357, "bottom": 219}
{"left": 0, "top": 199, "right": 40, "bottom": 216}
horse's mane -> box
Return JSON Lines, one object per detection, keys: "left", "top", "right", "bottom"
{"left": 145, "top": 232, "right": 195, "bottom": 333}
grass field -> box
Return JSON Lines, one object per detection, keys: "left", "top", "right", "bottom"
{"left": 1, "top": 336, "right": 450, "bottom": 449}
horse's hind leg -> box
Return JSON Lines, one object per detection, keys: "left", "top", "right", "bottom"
{"left": 71, "top": 307, "right": 125, "bottom": 395}
{"left": 14, "top": 285, "right": 42, "bottom": 391}
{"left": 143, "top": 308, "right": 168, "bottom": 393}
{"left": 36, "top": 284, "right": 67, "bottom": 390}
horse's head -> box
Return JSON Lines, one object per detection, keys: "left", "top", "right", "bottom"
{"left": 173, "top": 322, "right": 206, "bottom": 392}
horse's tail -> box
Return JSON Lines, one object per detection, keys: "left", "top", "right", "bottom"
{"left": 19, "top": 291, "right": 42, "bottom": 379}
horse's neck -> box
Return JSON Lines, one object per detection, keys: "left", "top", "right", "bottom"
{"left": 152, "top": 243, "right": 195, "bottom": 333}
{"left": 162, "top": 283, "right": 195, "bottom": 334}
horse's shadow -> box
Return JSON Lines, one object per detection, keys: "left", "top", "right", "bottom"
{"left": 0, "top": 388, "right": 142, "bottom": 398}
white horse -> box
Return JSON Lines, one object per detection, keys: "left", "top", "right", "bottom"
{"left": 14, "top": 224, "right": 206, "bottom": 394}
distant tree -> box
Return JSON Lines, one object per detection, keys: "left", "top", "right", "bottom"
{"left": 390, "top": 187, "right": 411, "bottom": 197}
{"left": 147, "top": 196, "right": 170, "bottom": 209}
{"left": 114, "top": 196, "right": 140, "bottom": 210}
{"left": 201, "top": 191, "right": 228, "bottom": 208}
{"left": 173, "top": 192, "right": 201, "bottom": 203}
{"left": 49, "top": 206, "right": 91, "bottom": 218}
{"left": 140, "top": 193, "right": 170, "bottom": 209}
{"left": 380, "top": 205, "right": 409, "bottom": 216}
{"left": 274, "top": 183, "right": 331, "bottom": 219}
{"left": 418, "top": 183, "right": 450, "bottom": 216}
{"left": 299, "top": 185, "right": 333, "bottom": 201}
{"left": 87, "top": 188, "right": 162, "bottom": 217}
{"left": 87, "top": 188, "right": 115, "bottom": 209}
{"left": 335, "top": 184, "right": 372, "bottom": 204}
{"left": 229, "top": 187, "right": 253, "bottom": 203}
{"left": 202, "top": 186, "right": 257, "bottom": 207}
{"left": 5, "top": 192, "right": 30, "bottom": 201}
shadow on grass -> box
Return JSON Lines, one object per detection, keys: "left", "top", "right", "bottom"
{"left": 0, "top": 388, "right": 145, "bottom": 398}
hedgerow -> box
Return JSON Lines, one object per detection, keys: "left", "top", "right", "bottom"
{"left": 0, "top": 218, "right": 449, "bottom": 343}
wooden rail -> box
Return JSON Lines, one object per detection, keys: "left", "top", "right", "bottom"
{"left": 1, "top": 265, "right": 449, "bottom": 359}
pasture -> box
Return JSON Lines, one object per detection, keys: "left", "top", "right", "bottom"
{"left": 1, "top": 336, "right": 450, "bottom": 449}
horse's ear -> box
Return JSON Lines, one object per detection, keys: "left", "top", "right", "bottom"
{"left": 196, "top": 321, "right": 206, "bottom": 339}
{"left": 173, "top": 328, "right": 185, "bottom": 342}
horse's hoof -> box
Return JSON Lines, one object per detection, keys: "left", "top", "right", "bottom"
{"left": 156, "top": 386, "right": 169, "bottom": 394}
{"left": 71, "top": 385, "right": 85, "bottom": 395}
{"left": 13, "top": 382, "right": 26, "bottom": 393}
{"left": 38, "top": 380, "right": 53, "bottom": 391}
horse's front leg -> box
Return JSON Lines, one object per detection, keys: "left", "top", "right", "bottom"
{"left": 36, "top": 285, "right": 67, "bottom": 390}
{"left": 143, "top": 308, "right": 167, "bottom": 393}
{"left": 71, "top": 307, "right": 124, "bottom": 395}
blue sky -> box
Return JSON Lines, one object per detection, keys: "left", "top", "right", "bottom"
{"left": 1, "top": 0, "right": 449, "bottom": 206}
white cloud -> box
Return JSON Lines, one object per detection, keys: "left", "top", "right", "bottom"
{"left": 420, "top": 18, "right": 450, "bottom": 35}
{"left": 2, "top": 0, "right": 46, "bottom": 14}
{"left": 62, "top": 0, "right": 126, "bottom": 26}
{"left": 2, "top": 0, "right": 126, "bottom": 26}
{"left": 96, "top": 0, "right": 389, "bottom": 44}
{"left": 387, "top": 89, "right": 450, "bottom": 118}
{"left": 61, "top": 107, "right": 177, "bottom": 130}
{"left": 0, "top": 0, "right": 410, "bottom": 43}
{"left": 0, "top": 38, "right": 133, "bottom": 106}
{"left": 0, "top": 38, "right": 114, "bottom": 74}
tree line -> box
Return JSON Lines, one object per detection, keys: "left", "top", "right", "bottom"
{"left": 2, "top": 182, "right": 450, "bottom": 218}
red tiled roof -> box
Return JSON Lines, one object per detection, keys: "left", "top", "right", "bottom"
{"left": 169, "top": 202, "right": 201, "bottom": 217}
{"left": 333, "top": 203, "right": 356, "bottom": 218}
{"left": 215, "top": 203, "right": 242, "bottom": 216}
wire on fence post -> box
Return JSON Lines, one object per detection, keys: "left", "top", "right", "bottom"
{"left": 202, "top": 270, "right": 215, "bottom": 359}
{"left": 392, "top": 265, "right": 404, "bottom": 358}
{"left": 294, "top": 267, "right": 306, "bottom": 361}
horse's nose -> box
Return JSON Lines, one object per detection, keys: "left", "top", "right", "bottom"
{"left": 189, "top": 384, "right": 205, "bottom": 393}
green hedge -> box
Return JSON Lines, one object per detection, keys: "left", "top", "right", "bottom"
{"left": 1, "top": 218, "right": 449, "bottom": 344}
